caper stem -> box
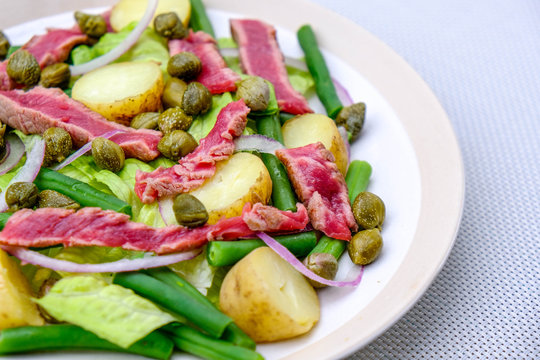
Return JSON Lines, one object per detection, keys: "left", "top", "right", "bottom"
{"left": 189, "top": 0, "right": 216, "bottom": 38}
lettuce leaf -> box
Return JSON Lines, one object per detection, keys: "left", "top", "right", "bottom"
{"left": 35, "top": 276, "right": 175, "bottom": 348}
{"left": 168, "top": 249, "right": 216, "bottom": 295}
{"left": 188, "top": 92, "right": 234, "bottom": 141}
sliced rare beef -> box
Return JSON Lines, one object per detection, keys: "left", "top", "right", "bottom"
{"left": 135, "top": 99, "right": 250, "bottom": 203}
{"left": 230, "top": 19, "right": 312, "bottom": 115}
{"left": 169, "top": 30, "right": 241, "bottom": 94}
{"left": 276, "top": 142, "right": 357, "bottom": 240}
{"left": 0, "top": 26, "right": 88, "bottom": 90}
{"left": 0, "top": 203, "right": 309, "bottom": 254}
{"left": 0, "top": 86, "right": 161, "bottom": 161}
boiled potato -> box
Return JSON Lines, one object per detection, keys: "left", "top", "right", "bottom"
{"left": 0, "top": 249, "right": 44, "bottom": 329}
{"left": 282, "top": 113, "right": 348, "bottom": 175}
{"left": 190, "top": 152, "right": 272, "bottom": 224}
{"left": 220, "top": 247, "right": 320, "bottom": 342}
{"left": 72, "top": 61, "right": 163, "bottom": 125}
{"left": 110, "top": 0, "right": 191, "bottom": 32}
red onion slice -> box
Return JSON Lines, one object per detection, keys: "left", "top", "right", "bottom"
{"left": 52, "top": 130, "right": 125, "bottom": 171}
{"left": 234, "top": 135, "right": 284, "bottom": 154}
{"left": 0, "top": 138, "right": 45, "bottom": 212}
{"left": 158, "top": 197, "right": 177, "bottom": 226}
{"left": 256, "top": 232, "right": 364, "bottom": 287}
{"left": 69, "top": 0, "right": 158, "bottom": 76}
{"left": 332, "top": 78, "right": 353, "bottom": 107}
{"left": 2, "top": 245, "right": 202, "bottom": 273}
{"left": 0, "top": 134, "right": 25, "bottom": 175}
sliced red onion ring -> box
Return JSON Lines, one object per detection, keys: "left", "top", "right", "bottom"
{"left": 52, "top": 130, "right": 125, "bottom": 171}
{"left": 234, "top": 134, "right": 284, "bottom": 154}
{"left": 256, "top": 232, "right": 364, "bottom": 287}
{"left": 0, "top": 138, "right": 45, "bottom": 213}
{"left": 69, "top": 0, "right": 158, "bottom": 76}
{"left": 337, "top": 125, "right": 350, "bottom": 163}
{"left": 2, "top": 245, "right": 202, "bottom": 273}
{"left": 159, "top": 197, "right": 177, "bottom": 226}
{"left": 0, "top": 134, "right": 25, "bottom": 175}
{"left": 332, "top": 78, "right": 354, "bottom": 107}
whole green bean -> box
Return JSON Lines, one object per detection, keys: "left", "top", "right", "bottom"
{"left": 34, "top": 168, "right": 131, "bottom": 215}
{"left": 207, "top": 232, "right": 317, "bottom": 267}
{"left": 189, "top": 0, "right": 215, "bottom": 37}
{"left": 255, "top": 114, "right": 284, "bottom": 144}
{"left": 297, "top": 24, "right": 343, "bottom": 119}
{"left": 113, "top": 272, "right": 231, "bottom": 339}
{"left": 0, "top": 325, "right": 173, "bottom": 360}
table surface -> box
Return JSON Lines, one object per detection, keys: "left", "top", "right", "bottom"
{"left": 1, "top": 0, "right": 538, "bottom": 359}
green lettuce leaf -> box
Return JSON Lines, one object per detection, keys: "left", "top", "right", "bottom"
{"left": 168, "top": 249, "right": 216, "bottom": 295}
{"left": 35, "top": 276, "right": 175, "bottom": 348}
{"left": 188, "top": 92, "right": 234, "bottom": 141}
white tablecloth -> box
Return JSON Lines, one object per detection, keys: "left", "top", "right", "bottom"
{"left": 305, "top": 0, "right": 539, "bottom": 358}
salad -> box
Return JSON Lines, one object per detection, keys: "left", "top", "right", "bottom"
{"left": 0, "top": 0, "right": 386, "bottom": 359}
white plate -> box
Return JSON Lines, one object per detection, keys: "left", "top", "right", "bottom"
{"left": 2, "top": 0, "right": 464, "bottom": 359}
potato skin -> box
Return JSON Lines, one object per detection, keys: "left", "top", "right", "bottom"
{"left": 220, "top": 247, "right": 320, "bottom": 342}
{"left": 282, "top": 113, "right": 348, "bottom": 175}
{"left": 110, "top": 0, "right": 191, "bottom": 32}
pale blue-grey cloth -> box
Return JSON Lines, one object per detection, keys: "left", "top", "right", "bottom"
{"left": 307, "top": 0, "right": 539, "bottom": 358}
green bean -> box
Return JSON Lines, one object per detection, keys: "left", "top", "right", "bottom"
{"left": 279, "top": 112, "right": 295, "bottom": 125}
{"left": 207, "top": 232, "right": 317, "bottom": 267}
{"left": 163, "top": 324, "right": 264, "bottom": 360}
{"left": 189, "top": 0, "right": 215, "bottom": 37}
{"left": 255, "top": 114, "right": 284, "bottom": 144}
{"left": 297, "top": 24, "right": 343, "bottom": 119}
{"left": 113, "top": 272, "right": 231, "bottom": 339}
{"left": 34, "top": 168, "right": 131, "bottom": 216}
{"left": 307, "top": 234, "right": 347, "bottom": 259}
{"left": 0, "top": 325, "right": 173, "bottom": 360}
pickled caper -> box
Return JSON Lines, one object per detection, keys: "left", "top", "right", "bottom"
{"left": 303, "top": 252, "right": 338, "bottom": 288}
{"left": 92, "top": 137, "right": 125, "bottom": 172}
{"left": 158, "top": 130, "right": 198, "bottom": 161}
{"left": 0, "top": 122, "right": 6, "bottom": 160}
{"left": 162, "top": 77, "right": 187, "bottom": 109}
{"left": 336, "top": 102, "right": 366, "bottom": 140}
{"left": 74, "top": 11, "right": 107, "bottom": 38}
{"left": 37, "top": 190, "right": 80, "bottom": 210}
{"left": 348, "top": 228, "right": 383, "bottom": 265}
{"left": 39, "top": 63, "right": 71, "bottom": 89}
{"left": 236, "top": 76, "right": 270, "bottom": 111}
{"left": 6, "top": 49, "right": 41, "bottom": 86}
{"left": 5, "top": 182, "right": 39, "bottom": 210}
{"left": 154, "top": 12, "right": 187, "bottom": 39}
{"left": 173, "top": 193, "right": 208, "bottom": 227}
{"left": 167, "top": 52, "right": 202, "bottom": 80}
{"left": 352, "top": 191, "right": 385, "bottom": 230}
{"left": 42, "top": 127, "right": 72, "bottom": 167}
{"left": 158, "top": 107, "right": 193, "bottom": 134}
{"left": 0, "top": 31, "right": 10, "bottom": 60}
{"left": 182, "top": 82, "right": 212, "bottom": 115}
{"left": 131, "top": 112, "right": 160, "bottom": 130}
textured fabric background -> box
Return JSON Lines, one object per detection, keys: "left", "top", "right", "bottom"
{"left": 306, "top": 0, "right": 539, "bottom": 358}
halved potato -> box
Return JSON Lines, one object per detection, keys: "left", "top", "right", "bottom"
{"left": 220, "top": 247, "right": 320, "bottom": 342}
{"left": 282, "top": 113, "right": 348, "bottom": 175}
{"left": 72, "top": 61, "right": 163, "bottom": 125}
{"left": 190, "top": 152, "right": 272, "bottom": 224}
{"left": 0, "top": 249, "right": 44, "bottom": 329}
{"left": 110, "top": 0, "right": 191, "bottom": 32}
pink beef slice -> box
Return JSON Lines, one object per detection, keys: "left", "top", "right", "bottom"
{"left": 0, "top": 86, "right": 161, "bottom": 161}
{"left": 169, "top": 30, "right": 241, "bottom": 94}
{"left": 0, "top": 203, "right": 309, "bottom": 254}
{"left": 135, "top": 99, "right": 250, "bottom": 203}
{"left": 0, "top": 26, "right": 88, "bottom": 90}
{"left": 276, "top": 142, "right": 357, "bottom": 240}
{"left": 230, "top": 19, "right": 312, "bottom": 115}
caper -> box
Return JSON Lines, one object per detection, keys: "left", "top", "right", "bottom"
{"left": 42, "top": 127, "right": 72, "bottom": 167}
{"left": 348, "top": 228, "right": 383, "bottom": 265}
{"left": 173, "top": 193, "right": 208, "bottom": 227}
{"left": 0, "top": 122, "right": 6, "bottom": 160}
{"left": 0, "top": 31, "right": 10, "bottom": 60}
{"left": 167, "top": 52, "right": 202, "bottom": 80}
{"left": 5, "top": 182, "right": 39, "bottom": 211}
{"left": 336, "top": 102, "right": 366, "bottom": 140}
{"left": 74, "top": 11, "right": 107, "bottom": 38}
{"left": 37, "top": 190, "right": 80, "bottom": 210}
{"left": 182, "top": 82, "right": 212, "bottom": 115}
{"left": 158, "top": 107, "right": 193, "bottom": 134}
{"left": 6, "top": 49, "right": 41, "bottom": 86}
{"left": 154, "top": 12, "right": 187, "bottom": 39}
{"left": 131, "top": 112, "right": 160, "bottom": 130}
{"left": 162, "top": 77, "right": 187, "bottom": 109}
{"left": 158, "top": 130, "right": 198, "bottom": 161}
{"left": 236, "top": 76, "right": 270, "bottom": 111}
{"left": 39, "top": 63, "right": 71, "bottom": 89}
{"left": 302, "top": 252, "right": 338, "bottom": 288}
{"left": 352, "top": 191, "right": 386, "bottom": 230}
{"left": 92, "top": 137, "right": 125, "bottom": 172}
